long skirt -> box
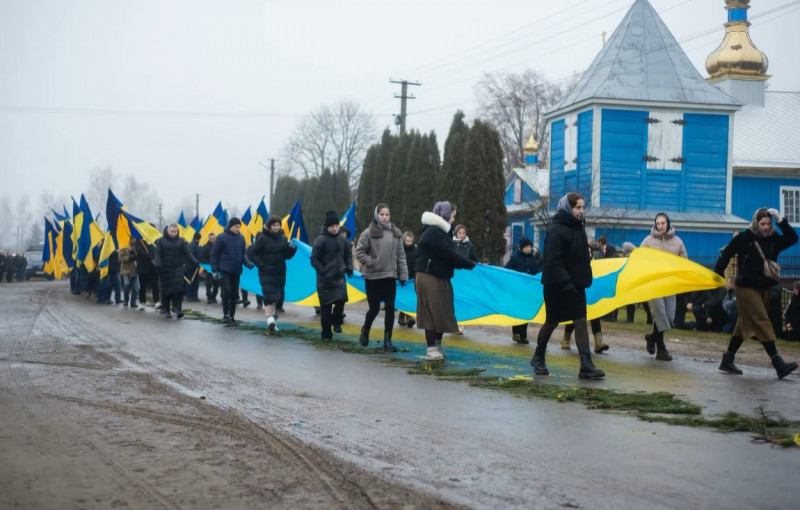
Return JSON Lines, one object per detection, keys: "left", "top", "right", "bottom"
{"left": 415, "top": 272, "right": 458, "bottom": 333}
{"left": 649, "top": 295, "right": 676, "bottom": 333}
{"left": 543, "top": 285, "right": 587, "bottom": 323}
{"left": 733, "top": 287, "right": 775, "bottom": 343}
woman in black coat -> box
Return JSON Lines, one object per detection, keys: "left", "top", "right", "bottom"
{"left": 530, "top": 192, "right": 604, "bottom": 379}
{"left": 155, "top": 223, "right": 198, "bottom": 319}
{"left": 249, "top": 216, "right": 297, "bottom": 333}
{"left": 414, "top": 201, "right": 475, "bottom": 361}
{"left": 310, "top": 211, "right": 353, "bottom": 341}
{"left": 715, "top": 207, "right": 798, "bottom": 378}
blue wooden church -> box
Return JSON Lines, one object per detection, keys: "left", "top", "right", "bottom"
{"left": 505, "top": 0, "right": 800, "bottom": 260}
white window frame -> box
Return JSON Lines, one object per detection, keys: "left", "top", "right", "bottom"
{"left": 514, "top": 179, "right": 522, "bottom": 204}
{"left": 563, "top": 114, "right": 578, "bottom": 172}
{"left": 780, "top": 186, "right": 800, "bottom": 224}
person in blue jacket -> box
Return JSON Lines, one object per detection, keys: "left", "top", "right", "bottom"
{"left": 210, "top": 217, "right": 254, "bottom": 326}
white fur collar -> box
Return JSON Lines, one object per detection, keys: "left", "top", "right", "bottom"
{"left": 421, "top": 211, "right": 451, "bottom": 233}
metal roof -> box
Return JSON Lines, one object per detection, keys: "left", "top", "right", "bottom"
{"left": 548, "top": 0, "right": 740, "bottom": 117}
{"left": 733, "top": 91, "right": 800, "bottom": 169}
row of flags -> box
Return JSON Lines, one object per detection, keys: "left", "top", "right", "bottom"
{"left": 41, "top": 191, "right": 357, "bottom": 279}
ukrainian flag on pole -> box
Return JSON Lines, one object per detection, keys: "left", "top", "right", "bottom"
{"left": 282, "top": 200, "right": 308, "bottom": 243}
{"left": 339, "top": 201, "right": 356, "bottom": 242}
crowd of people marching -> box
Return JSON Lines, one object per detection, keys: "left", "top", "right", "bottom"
{"left": 37, "top": 193, "right": 800, "bottom": 380}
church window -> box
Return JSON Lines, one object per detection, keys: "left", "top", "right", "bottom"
{"left": 780, "top": 186, "right": 800, "bottom": 224}
{"left": 645, "top": 111, "right": 684, "bottom": 171}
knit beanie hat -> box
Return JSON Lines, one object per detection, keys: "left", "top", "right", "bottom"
{"left": 228, "top": 217, "right": 242, "bottom": 228}
{"left": 519, "top": 237, "right": 533, "bottom": 250}
{"left": 324, "top": 210, "right": 339, "bottom": 227}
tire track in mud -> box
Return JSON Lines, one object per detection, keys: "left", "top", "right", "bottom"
{"left": 28, "top": 287, "right": 389, "bottom": 509}
{"left": 4, "top": 285, "right": 183, "bottom": 510}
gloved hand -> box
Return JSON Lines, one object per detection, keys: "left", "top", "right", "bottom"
{"left": 213, "top": 271, "right": 221, "bottom": 280}
{"left": 767, "top": 208, "right": 783, "bottom": 222}
{"left": 346, "top": 270, "right": 354, "bottom": 278}
{"left": 399, "top": 280, "right": 406, "bottom": 287}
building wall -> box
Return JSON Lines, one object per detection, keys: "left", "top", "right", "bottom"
{"left": 732, "top": 174, "right": 800, "bottom": 256}
{"left": 550, "top": 119, "right": 565, "bottom": 202}
{"left": 595, "top": 228, "right": 737, "bottom": 260}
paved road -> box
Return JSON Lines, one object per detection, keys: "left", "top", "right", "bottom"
{"left": 2, "top": 281, "right": 799, "bottom": 509}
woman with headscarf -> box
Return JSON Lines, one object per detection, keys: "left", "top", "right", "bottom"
{"left": 530, "top": 192, "right": 604, "bottom": 379}
{"left": 414, "top": 201, "right": 475, "bottom": 361}
{"left": 640, "top": 212, "right": 687, "bottom": 361}
{"left": 355, "top": 203, "right": 408, "bottom": 352}
{"left": 154, "top": 223, "right": 198, "bottom": 319}
{"left": 249, "top": 216, "right": 297, "bottom": 334}
{"left": 714, "top": 208, "right": 798, "bottom": 378}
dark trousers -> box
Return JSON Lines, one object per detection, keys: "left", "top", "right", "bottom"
{"left": 363, "top": 278, "right": 396, "bottom": 334}
{"left": 320, "top": 300, "right": 345, "bottom": 339}
{"left": 165, "top": 292, "right": 183, "bottom": 314}
{"left": 138, "top": 272, "right": 160, "bottom": 305}
{"left": 512, "top": 323, "right": 529, "bottom": 340}
{"left": 276, "top": 288, "right": 285, "bottom": 310}
{"left": 205, "top": 275, "right": 219, "bottom": 301}
{"left": 111, "top": 272, "right": 122, "bottom": 302}
{"left": 220, "top": 272, "right": 241, "bottom": 318}
{"left": 565, "top": 318, "right": 601, "bottom": 336}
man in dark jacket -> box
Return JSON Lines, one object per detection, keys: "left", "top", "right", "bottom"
{"left": 505, "top": 237, "right": 540, "bottom": 344}
{"left": 310, "top": 211, "right": 353, "bottom": 341}
{"left": 109, "top": 248, "right": 122, "bottom": 304}
{"left": 184, "top": 232, "right": 202, "bottom": 302}
{"left": 210, "top": 218, "right": 253, "bottom": 326}
{"left": 199, "top": 232, "right": 219, "bottom": 303}
{"left": 155, "top": 224, "right": 198, "bottom": 318}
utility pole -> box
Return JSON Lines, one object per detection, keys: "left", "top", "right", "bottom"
{"left": 258, "top": 159, "right": 275, "bottom": 211}
{"left": 195, "top": 194, "right": 200, "bottom": 220}
{"left": 390, "top": 78, "right": 421, "bottom": 136}
{"left": 158, "top": 203, "right": 164, "bottom": 230}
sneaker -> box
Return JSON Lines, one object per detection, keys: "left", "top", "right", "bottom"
{"left": 333, "top": 325, "right": 342, "bottom": 334}
{"left": 425, "top": 347, "right": 444, "bottom": 361}
{"left": 267, "top": 316, "right": 276, "bottom": 332}
{"left": 153, "top": 301, "right": 161, "bottom": 309}
{"left": 138, "top": 304, "right": 145, "bottom": 311}
{"left": 176, "top": 312, "right": 184, "bottom": 319}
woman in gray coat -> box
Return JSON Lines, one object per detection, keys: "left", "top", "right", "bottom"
{"left": 355, "top": 203, "right": 408, "bottom": 352}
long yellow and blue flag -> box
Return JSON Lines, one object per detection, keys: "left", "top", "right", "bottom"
{"left": 240, "top": 206, "right": 253, "bottom": 246}
{"left": 217, "top": 245, "right": 724, "bottom": 323}
{"left": 339, "top": 201, "right": 356, "bottom": 241}
{"left": 247, "top": 197, "right": 269, "bottom": 242}
{"left": 282, "top": 200, "right": 308, "bottom": 244}
{"left": 76, "top": 195, "right": 104, "bottom": 271}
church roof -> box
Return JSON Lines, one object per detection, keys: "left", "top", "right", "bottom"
{"left": 733, "top": 91, "right": 800, "bottom": 170}
{"left": 548, "top": 0, "right": 740, "bottom": 117}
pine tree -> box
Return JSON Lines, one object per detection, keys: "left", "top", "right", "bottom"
{"left": 272, "top": 175, "right": 301, "bottom": 217}
{"left": 385, "top": 132, "right": 413, "bottom": 229}
{"left": 331, "top": 170, "right": 352, "bottom": 218}
{"left": 437, "top": 111, "right": 470, "bottom": 209}
{"left": 461, "top": 120, "right": 508, "bottom": 263}
{"left": 356, "top": 145, "right": 378, "bottom": 233}
{"left": 371, "top": 129, "right": 395, "bottom": 205}
{"left": 302, "top": 177, "right": 320, "bottom": 231}
{"left": 401, "top": 131, "right": 440, "bottom": 235}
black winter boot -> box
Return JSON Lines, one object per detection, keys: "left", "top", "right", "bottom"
{"left": 644, "top": 326, "right": 657, "bottom": 355}
{"left": 719, "top": 351, "right": 743, "bottom": 375}
{"left": 655, "top": 335, "right": 673, "bottom": 361}
{"left": 579, "top": 352, "right": 605, "bottom": 379}
{"left": 771, "top": 355, "right": 798, "bottom": 380}
{"left": 530, "top": 346, "right": 549, "bottom": 376}
{"left": 359, "top": 325, "right": 370, "bottom": 347}
{"left": 383, "top": 331, "right": 397, "bottom": 353}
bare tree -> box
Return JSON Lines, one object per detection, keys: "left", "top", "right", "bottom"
{"left": 283, "top": 100, "right": 377, "bottom": 187}
{"left": 475, "top": 69, "right": 570, "bottom": 174}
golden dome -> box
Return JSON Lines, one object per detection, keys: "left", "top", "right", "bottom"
{"left": 524, "top": 133, "right": 539, "bottom": 154}
{"left": 706, "top": 0, "right": 769, "bottom": 80}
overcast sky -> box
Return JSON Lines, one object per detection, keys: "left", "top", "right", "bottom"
{"left": 1, "top": 0, "right": 798, "bottom": 221}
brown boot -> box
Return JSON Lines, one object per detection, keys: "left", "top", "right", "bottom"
{"left": 593, "top": 332, "right": 609, "bottom": 353}
{"left": 561, "top": 329, "right": 571, "bottom": 350}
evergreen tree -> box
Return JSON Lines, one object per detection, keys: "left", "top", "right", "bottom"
{"left": 385, "top": 132, "right": 413, "bottom": 229}
{"left": 302, "top": 177, "right": 320, "bottom": 231}
{"left": 401, "top": 131, "right": 440, "bottom": 235}
{"left": 331, "top": 169, "right": 352, "bottom": 219}
{"left": 437, "top": 111, "right": 470, "bottom": 209}
{"left": 371, "top": 129, "right": 395, "bottom": 206}
{"left": 356, "top": 145, "right": 378, "bottom": 233}
{"left": 314, "top": 170, "right": 337, "bottom": 224}
{"left": 461, "top": 120, "right": 508, "bottom": 263}
{"left": 272, "top": 175, "right": 301, "bottom": 217}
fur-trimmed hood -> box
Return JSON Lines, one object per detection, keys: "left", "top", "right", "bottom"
{"left": 368, "top": 220, "right": 402, "bottom": 238}
{"left": 422, "top": 211, "right": 451, "bottom": 233}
